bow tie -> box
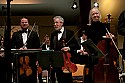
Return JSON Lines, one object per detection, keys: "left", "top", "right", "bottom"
{"left": 21, "top": 30, "right": 28, "bottom": 33}
{"left": 56, "top": 30, "right": 62, "bottom": 33}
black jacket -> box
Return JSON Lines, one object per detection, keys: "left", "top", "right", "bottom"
{"left": 11, "top": 30, "right": 40, "bottom": 49}
{"left": 85, "top": 21, "right": 107, "bottom": 45}
{"left": 118, "top": 10, "right": 125, "bottom": 50}
{"left": 50, "top": 28, "right": 78, "bottom": 57}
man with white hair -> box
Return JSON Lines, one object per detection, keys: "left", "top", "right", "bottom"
{"left": 50, "top": 16, "right": 78, "bottom": 83}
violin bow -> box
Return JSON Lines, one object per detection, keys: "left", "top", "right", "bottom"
{"left": 23, "top": 22, "right": 36, "bottom": 48}
{"left": 66, "top": 28, "right": 81, "bottom": 45}
{"left": 40, "top": 34, "right": 49, "bottom": 48}
{"left": 105, "top": 27, "right": 124, "bottom": 72}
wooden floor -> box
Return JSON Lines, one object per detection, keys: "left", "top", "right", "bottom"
{"left": 39, "top": 64, "right": 85, "bottom": 83}
{"left": 72, "top": 76, "right": 84, "bottom": 83}
{"left": 37, "top": 77, "right": 84, "bottom": 83}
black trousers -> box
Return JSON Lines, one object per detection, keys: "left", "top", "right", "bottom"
{"left": 0, "top": 57, "right": 6, "bottom": 82}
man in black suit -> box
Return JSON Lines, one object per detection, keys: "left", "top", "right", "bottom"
{"left": 11, "top": 17, "right": 40, "bottom": 83}
{"left": 118, "top": 10, "right": 125, "bottom": 59}
{"left": 76, "top": 30, "right": 105, "bottom": 83}
{"left": 75, "top": 30, "right": 89, "bottom": 64}
{"left": 50, "top": 16, "right": 78, "bottom": 83}
{"left": 38, "top": 35, "right": 50, "bottom": 83}
{"left": 75, "top": 30, "right": 94, "bottom": 83}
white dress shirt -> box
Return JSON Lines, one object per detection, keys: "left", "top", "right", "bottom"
{"left": 22, "top": 29, "right": 28, "bottom": 45}
{"left": 80, "top": 37, "right": 87, "bottom": 50}
{"left": 46, "top": 45, "right": 50, "bottom": 50}
{"left": 58, "top": 27, "right": 64, "bottom": 41}
{"left": 77, "top": 37, "right": 87, "bottom": 54}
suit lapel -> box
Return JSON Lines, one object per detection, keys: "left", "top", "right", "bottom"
{"left": 26, "top": 30, "right": 31, "bottom": 44}
{"left": 78, "top": 38, "right": 81, "bottom": 47}
{"left": 60, "top": 29, "right": 66, "bottom": 41}
{"left": 18, "top": 31, "right": 23, "bottom": 44}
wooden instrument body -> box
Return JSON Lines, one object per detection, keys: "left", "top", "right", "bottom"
{"left": 19, "top": 55, "right": 32, "bottom": 76}
{"left": 61, "top": 40, "right": 78, "bottom": 73}
{"left": 94, "top": 39, "right": 119, "bottom": 83}
{"left": 11, "top": 49, "right": 41, "bottom": 77}
{"left": 62, "top": 52, "right": 77, "bottom": 73}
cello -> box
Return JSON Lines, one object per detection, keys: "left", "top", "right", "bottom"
{"left": 61, "top": 28, "right": 81, "bottom": 73}
{"left": 61, "top": 40, "right": 77, "bottom": 73}
{"left": 93, "top": 14, "right": 119, "bottom": 83}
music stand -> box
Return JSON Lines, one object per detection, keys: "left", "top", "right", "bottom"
{"left": 11, "top": 49, "right": 42, "bottom": 83}
{"left": 37, "top": 50, "right": 64, "bottom": 83}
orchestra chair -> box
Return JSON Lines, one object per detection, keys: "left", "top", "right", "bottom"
{"left": 37, "top": 70, "right": 48, "bottom": 83}
{"left": 42, "top": 70, "right": 49, "bottom": 83}
{"left": 72, "top": 64, "right": 85, "bottom": 83}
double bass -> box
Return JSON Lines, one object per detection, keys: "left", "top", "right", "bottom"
{"left": 93, "top": 14, "right": 119, "bottom": 83}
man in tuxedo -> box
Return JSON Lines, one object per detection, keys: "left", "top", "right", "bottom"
{"left": 11, "top": 17, "right": 40, "bottom": 83}
{"left": 38, "top": 35, "right": 50, "bottom": 83}
{"left": 50, "top": 16, "right": 78, "bottom": 83}
{"left": 75, "top": 30, "right": 105, "bottom": 83}
{"left": 75, "top": 30, "right": 89, "bottom": 65}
